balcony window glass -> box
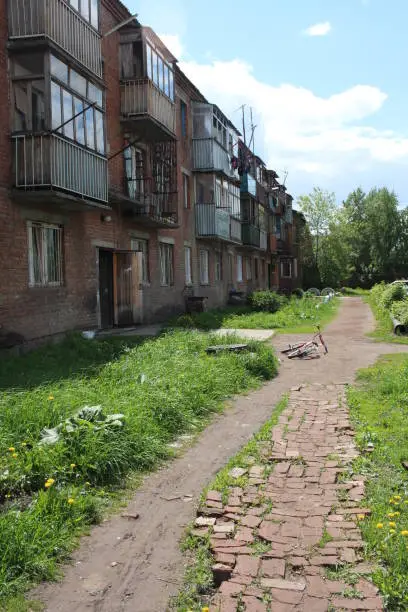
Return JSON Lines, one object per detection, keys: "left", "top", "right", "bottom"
{"left": 62, "top": 90, "right": 74, "bottom": 139}
{"left": 169, "top": 70, "right": 174, "bottom": 101}
{"left": 152, "top": 51, "right": 158, "bottom": 87}
{"left": 32, "top": 82, "right": 45, "bottom": 131}
{"left": 90, "top": 0, "right": 99, "bottom": 28}
{"left": 95, "top": 109, "right": 104, "bottom": 154}
{"left": 146, "top": 44, "right": 152, "bottom": 79}
{"left": 50, "top": 55, "right": 68, "bottom": 84}
{"left": 70, "top": 70, "right": 87, "bottom": 98}
{"left": 74, "top": 97, "right": 85, "bottom": 145}
{"left": 164, "top": 65, "right": 170, "bottom": 98}
{"left": 51, "top": 82, "right": 62, "bottom": 130}
{"left": 13, "top": 82, "right": 29, "bottom": 131}
{"left": 70, "top": 0, "right": 79, "bottom": 9}
{"left": 85, "top": 106, "right": 95, "bottom": 149}
{"left": 13, "top": 54, "right": 44, "bottom": 78}
{"left": 80, "top": 0, "right": 89, "bottom": 22}
{"left": 68, "top": 0, "right": 99, "bottom": 30}
{"left": 88, "top": 83, "right": 103, "bottom": 107}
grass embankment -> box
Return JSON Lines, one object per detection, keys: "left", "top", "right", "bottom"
{"left": 171, "top": 296, "right": 339, "bottom": 334}
{"left": 348, "top": 355, "right": 408, "bottom": 610}
{"left": 0, "top": 331, "right": 277, "bottom": 609}
{"left": 172, "top": 395, "right": 289, "bottom": 611}
{"left": 365, "top": 283, "right": 408, "bottom": 344}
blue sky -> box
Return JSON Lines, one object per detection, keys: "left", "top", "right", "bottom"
{"left": 125, "top": 0, "right": 408, "bottom": 205}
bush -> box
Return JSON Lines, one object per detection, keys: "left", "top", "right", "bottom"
{"left": 291, "top": 288, "right": 304, "bottom": 299}
{"left": 379, "top": 283, "right": 406, "bottom": 310}
{"left": 391, "top": 300, "right": 408, "bottom": 326}
{"left": 248, "top": 291, "right": 285, "bottom": 313}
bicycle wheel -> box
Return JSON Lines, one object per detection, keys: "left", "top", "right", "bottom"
{"left": 281, "top": 342, "right": 305, "bottom": 354}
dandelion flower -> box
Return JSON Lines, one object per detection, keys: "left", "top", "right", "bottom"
{"left": 390, "top": 529, "right": 396, "bottom": 534}
{"left": 394, "top": 495, "right": 402, "bottom": 501}
{"left": 21, "top": 442, "right": 27, "bottom": 447}
{"left": 394, "top": 512, "right": 400, "bottom": 516}
{"left": 8, "top": 447, "right": 15, "bottom": 452}
{"left": 48, "top": 395, "right": 54, "bottom": 401}
{"left": 387, "top": 513, "right": 395, "bottom": 518}
{"left": 70, "top": 463, "right": 76, "bottom": 469}
{"left": 45, "top": 478, "right": 55, "bottom": 489}
{"left": 389, "top": 522, "right": 396, "bottom": 528}
{"left": 401, "top": 530, "right": 408, "bottom": 537}
{"left": 202, "top": 608, "right": 210, "bottom": 612}
{"left": 376, "top": 523, "right": 383, "bottom": 529}
{"left": 12, "top": 453, "right": 18, "bottom": 459}
{"left": 68, "top": 498, "right": 75, "bottom": 505}
{"left": 357, "top": 514, "right": 365, "bottom": 521}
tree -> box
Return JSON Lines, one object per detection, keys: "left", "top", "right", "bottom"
{"left": 297, "top": 187, "right": 337, "bottom": 266}
{"left": 364, "top": 188, "right": 400, "bottom": 282}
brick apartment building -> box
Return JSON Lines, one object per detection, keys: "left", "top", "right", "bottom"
{"left": 0, "top": 0, "right": 302, "bottom": 348}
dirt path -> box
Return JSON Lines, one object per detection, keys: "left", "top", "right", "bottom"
{"left": 204, "top": 384, "right": 382, "bottom": 612}
{"left": 33, "top": 298, "right": 408, "bottom": 612}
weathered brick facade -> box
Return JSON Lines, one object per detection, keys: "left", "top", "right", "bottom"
{"left": 0, "top": 0, "right": 302, "bottom": 348}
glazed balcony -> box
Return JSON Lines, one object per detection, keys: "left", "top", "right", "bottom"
{"left": 12, "top": 133, "right": 108, "bottom": 205}
{"left": 260, "top": 229, "right": 267, "bottom": 251}
{"left": 8, "top": 0, "right": 102, "bottom": 77}
{"left": 195, "top": 203, "right": 242, "bottom": 244}
{"left": 192, "top": 138, "right": 238, "bottom": 180}
{"left": 120, "top": 79, "right": 176, "bottom": 141}
{"left": 242, "top": 223, "right": 260, "bottom": 248}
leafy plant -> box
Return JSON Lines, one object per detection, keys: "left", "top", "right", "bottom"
{"left": 248, "top": 290, "right": 285, "bottom": 313}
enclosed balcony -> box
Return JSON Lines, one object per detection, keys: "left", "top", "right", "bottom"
{"left": 260, "top": 230, "right": 267, "bottom": 251}
{"left": 195, "top": 203, "right": 242, "bottom": 244}
{"left": 8, "top": 0, "right": 102, "bottom": 77}
{"left": 192, "top": 138, "right": 238, "bottom": 180}
{"left": 242, "top": 223, "right": 261, "bottom": 248}
{"left": 12, "top": 133, "right": 108, "bottom": 205}
{"left": 120, "top": 79, "right": 176, "bottom": 140}
{"left": 240, "top": 173, "right": 257, "bottom": 197}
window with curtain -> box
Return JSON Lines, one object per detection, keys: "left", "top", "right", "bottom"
{"left": 184, "top": 246, "right": 192, "bottom": 285}
{"left": 200, "top": 249, "right": 209, "bottom": 285}
{"left": 160, "top": 242, "right": 174, "bottom": 286}
{"left": 131, "top": 238, "right": 149, "bottom": 283}
{"left": 27, "top": 222, "right": 63, "bottom": 287}
{"left": 237, "top": 255, "right": 243, "bottom": 282}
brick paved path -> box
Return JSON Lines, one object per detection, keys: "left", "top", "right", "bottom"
{"left": 196, "top": 384, "right": 383, "bottom": 612}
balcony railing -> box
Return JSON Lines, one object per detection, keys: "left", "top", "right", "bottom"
{"left": 260, "top": 230, "right": 267, "bottom": 251}
{"left": 13, "top": 133, "right": 108, "bottom": 203}
{"left": 125, "top": 177, "right": 178, "bottom": 226}
{"left": 8, "top": 0, "right": 102, "bottom": 77}
{"left": 196, "top": 203, "right": 240, "bottom": 242}
{"left": 120, "top": 79, "right": 176, "bottom": 137}
{"left": 230, "top": 216, "right": 242, "bottom": 244}
{"left": 242, "top": 223, "right": 261, "bottom": 248}
{"left": 192, "top": 138, "right": 238, "bottom": 180}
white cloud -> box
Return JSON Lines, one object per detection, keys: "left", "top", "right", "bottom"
{"left": 155, "top": 35, "right": 408, "bottom": 199}
{"left": 159, "top": 34, "right": 184, "bottom": 60}
{"left": 303, "top": 21, "right": 332, "bottom": 37}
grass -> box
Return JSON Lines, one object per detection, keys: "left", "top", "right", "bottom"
{"left": 169, "top": 296, "right": 340, "bottom": 335}
{"left": 348, "top": 354, "right": 408, "bottom": 610}
{"left": 365, "top": 286, "right": 408, "bottom": 344}
{"left": 0, "top": 331, "right": 278, "bottom": 609}
{"left": 172, "top": 394, "right": 289, "bottom": 611}
{"left": 341, "top": 287, "right": 370, "bottom": 296}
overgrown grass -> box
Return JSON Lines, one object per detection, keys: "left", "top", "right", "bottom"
{"left": 365, "top": 287, "right": 408, "bottom": 344}
{"left": 172, "top": 395, "right": 289, "bottom": 611}
{"left": 341, "top": 287, "right": 370, "bottom": 296}
{"left": 0, "top": 331, "right": 278, "bottom": 608}
{"left": 170, "top": 296, "right": 339, "bottom": 334}
{"left": 348, "top": 354, "right": 408, "bottom": 610}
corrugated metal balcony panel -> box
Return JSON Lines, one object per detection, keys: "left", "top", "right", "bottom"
{"left": 192, "top": 138, "right": 236, "bottom": 179}
{"left": 260, "top": 230, "right": 267, "bottom": 251}
{"left": 242, "top": 223, "right": 260, "bottom": 248}
{"left": 12, "top": 133, "right": 108, "bottom": 203}
{"left": 196, "top": 204, "right": 231, "bottom": 240}
{"left": 230, "top": 216, "right": 242, "bottom": 244}
{"left": 120, "top": 79, "right": 176, "bottom": 138}
{"left": 9, "top": 0, "right": 102, "bottom": 77}
{"left": 240, "top": 173, "right": 257, "bottom": 197}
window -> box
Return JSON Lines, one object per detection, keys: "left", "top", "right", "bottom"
{"left": 180, "top": 101, "right": 187, "bottom": 138}
{"left": 281, "top": 261, "right": 292, "bottom": 279}
{"left": 183, "top": 173, "right": 190, "bottom": 209}
{"left": 237, "top": 255, "right": 243, "bottom": 283}
{"left": 185, "top": 246, "right": 192, "bottom": 285}
{"left": 146, "top": 43, "right": 174, "bottom": 100}
{"left": 27, "top": 222, "right": 63, "bottom": 287}
{"left": 159, "top": 242, "right": 174, "bottom": 286}
{"left": 68, "top": 0, "right": 99, "bottom": 29}
{"left": 200, "top": 249, "right": 209, "bottom": 285}
{"left": 124, "top": 146, "right": 145, "bottom": 199}
{"left": 293, "top": 258, "right": 298, "bottom": 279}
{"left": 13, "top": 81, "right": 45, "bottom": 132}
{"left": 245, "top": 257, "right": 252, "bottom": 281}
{"left": 228, "top": 183, "right": 240, "bottom": 217}
{"left": 50, "top": 55, "right": 105, "bottom": 153}
{"left": 254, "top": 258, "right": 259, "bottom": 280}
{"left": 131, "top": 238, "right": 149, "bottom": 283}
{"left": 215, "top": 252, "right": 222, "bottom": 281}
{"left": 197, "top": 182, "right": 205, "bottom": 204}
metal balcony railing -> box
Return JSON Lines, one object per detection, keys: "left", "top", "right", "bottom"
{"left": 192, "top": 138, "right": 238, "bottom": 180}
{"left": 242, "top": 223, "right": 261, "bottom": 248}
{"left": 125, "top": 177, "right": 178, "bottom": 226}
{"left": 120, "top": 79, "right": 176, "bottom": 136}
{"left": 8, "top": 0, "right": 102, "bottom": 77}
{"left": 13, "top": 133, "right": 108, "bottom": 203}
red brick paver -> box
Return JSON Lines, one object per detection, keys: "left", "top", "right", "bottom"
{"left": 199, "top": 384, "right": 383, "bottom": 611}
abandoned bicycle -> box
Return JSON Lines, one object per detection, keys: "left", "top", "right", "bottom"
{"left": 281, "top": 326, "right": 328, "bottom": 359}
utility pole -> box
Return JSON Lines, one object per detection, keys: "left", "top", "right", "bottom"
{"left": 241, "top": 104, "right": 247, "bottom": 146}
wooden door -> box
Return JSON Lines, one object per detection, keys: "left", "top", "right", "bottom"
{"left": 99, "top": 249, "right": 114, "bottom": 328}
{"left": 113, "top": 251, "right": 143, "bottom": 326}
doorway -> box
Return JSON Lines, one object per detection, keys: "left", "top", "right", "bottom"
{"left": 99, "top": 249, "right": 114, "bottom": 328}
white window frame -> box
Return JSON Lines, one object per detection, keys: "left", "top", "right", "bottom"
{"left": 237, "top": 254, "right": 243, "bottom": 283}
{"left": 184, "top": 246, "right": 192, "bottom": 285}
{"left": 281, "top": 260, "right": 292, "bottom": 279}
{"left": 27, "top": 221, "right": 63, "bottom": 287}
{"left": 200, "top": 249, "right": 209, "bottom": 285}
{"left": 131, "top": 238, "right": 149, "bottom": 283}
{"left": 159, "top": 242, "right": 174, "bottom": 286}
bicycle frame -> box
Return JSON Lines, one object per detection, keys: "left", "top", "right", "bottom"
{"left": 281, "top": 326, "right": 328, "bottom": 358}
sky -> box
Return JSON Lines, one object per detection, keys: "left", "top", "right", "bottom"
{"left": 124, "top": 0, "right": 408, "bottom": 206}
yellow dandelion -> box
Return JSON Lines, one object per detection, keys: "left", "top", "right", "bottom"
{"left": 376, "top": 523, "right": 383, "bottom": 529}
{"left": 390, "top": 529, "right": 396, "bottom": 534}
{"left": 67, "top": 498, "right": 75, "bottom": 505}
{"left": 48, "top": 395, "right": 54, "bottom": 401}
{"left": 401, "top": 530, "right": 408, "bottom": 537}
{"left": 388, "top": 513, "right": 395, "bottom": 519}
{"left": 70, "top": 463, "right": 76, "bottom": 469}
{"left": 12, "top": 453, "right": 18, "bottom": 459}
{"left": 21, "top": 442, "right": 27, "bottom": 447}
{"left": 357, "top": 514, "right": 365, "bottom": 521}
{"left": 394, "top": 512, "right": 400, "bottom": 516}
{"left": 394, "top": 495, "right": 402, "bottom": 501}
{"left": 202, "top": 608, "right": 210, "bottom": 612}
{"left": 389, "top": 522, "right": 396, "bottom": 528}
{"left": 44, "top": 478, "right": 55, "bottom": 489}
{"left": 8, "top": 447, "right": 15, "bottom": 452}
